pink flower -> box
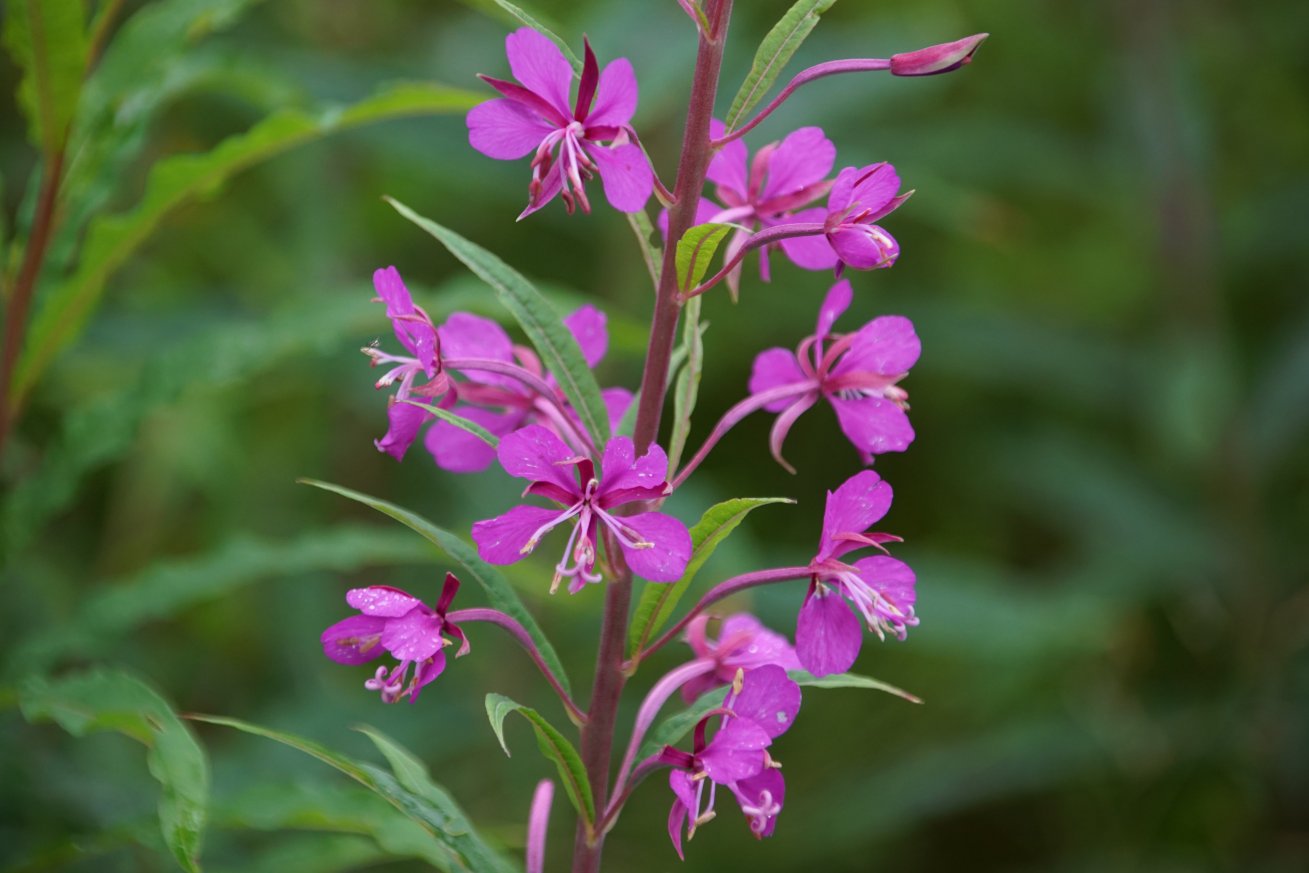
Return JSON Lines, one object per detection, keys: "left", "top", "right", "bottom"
{"left": 890, "top": 33, "right": 988, "bottom": 77}
{"left": 471, "top": 425, "right": 692, "bottom": 592}
{"left": 662, "top": 665, "right": 801, "bottom": 855}
{"left": 780, "top": 162, "right": 910, "bottom": 273}
{"left": 320, "top": 574, "right": 467, "bottom": 704}
{"left": 748, "top": 279, "right": 919, "bottom": 468}
{"left": 796, "top": 471, "right": 917, "bottom": 677}
{"left": 467, "top": 28, "right": 652, "bottom": 218}
{"left": 679, "top": 613, "right": 802, "bottom": 703}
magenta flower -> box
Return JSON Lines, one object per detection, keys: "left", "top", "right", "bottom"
{"left": 663, "top": 665, "right": 801, "bottom": 855}
{"left": 748, "top": 279, "right": 919, "bottom": 468}
{"left": 679, "top": 613, "right": 802, "bottom": 703}
{"left": 780, "top": 162, "right": 910, "bottom": 274}
{"left": 797, "top": 470, "right": 917, "bottom": 677}
{"left": 891, "top": 33, "right": 989, "bottom": 77}
{"left": 467, "top": 28, "right": 652, "bottom": 218}
{"left": 471, "top": 425, "right": 692, "bottom": 592}
{"left": 320, "top": 573, "right": 467, "bottom": 704}
{"left": 426, "top": 304, "right": 631, "bottom": 472}
{"left": 363, "top": 266, "right": 453, "bottom": 461}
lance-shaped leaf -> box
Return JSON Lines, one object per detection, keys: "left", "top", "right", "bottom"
{"left": 2, "top": 0, "right": 87, "bottom": 155}
{"left": 456, "top": 0, "right": 582, "bottom": 72}
{"left": 485, "top": 693, "right": 594, "bottom": 825}
{"left": 724, "top": 0, "right": 839, "bottom": 132}
{"left": 628, "top": 497, "right": 793, "bottom": 659}
{"left": 300, "top": 478, "right": 571, "bottom": 695}
{"left": 12, "top": 82, "right": 483, "bottom": 411}
{"left": 666, "top": 294, "right": 705, "bottom": 474}
{"left": 191, "top": 716, "right": 516, "bottom": 873}
{"left": 20, "top": 669, "right": 210, "bottom": 872}
{"left": 675, "top": 222, "right": 733, "bottom": 294}
{"left": 386, "top": 198, "right": 611, "bottom": 451}
{"left": 405, "top": 401, "right": 501, "bottom": 449}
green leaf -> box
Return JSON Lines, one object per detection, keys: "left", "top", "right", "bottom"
{"left": 723, "top": 0, "right": 838, "bottom": 132}
{"left": 11, "top": 81, "right": 483, "bottom": 411}
{"left": 787, "top": 669, "right": 922, "bottom": 704}
{"left": 625, "top": 210, "right": 662, "bottom": 288}
{"left": 191, "top": 716, "right": 515, "bottom": 873}
{"left": 21, "top": 669, "right": 210, "bottom": 872}
{"left": 386, "top": 197, "right": 610, "bottom": 450}
{"left": 628, "top": 497, "right": 793, "bottom": 658}
{"left": 666, "top": 294, "right": 705, "bottom": 474}
{"left": 299, "top": 478, "right": 571, "bottom": 695}
{"left": 484, "top": 693, "right": 594, "bottom": 825}
{"left": 455, "top": 0, "right": 582, "bottom": 72}
{"left": 2, "top": 0, "right": 87, "bottom": 155}
{"left": 674, "top": 222, "right": 733, "bottom": 293}
{"left": 405, "top": 402, "right": 500, "bottom": 449}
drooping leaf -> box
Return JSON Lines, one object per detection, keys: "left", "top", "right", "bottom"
{"left": 386, "top": 197, "right": 611, "bottom": 451}
{"left": 723, "top": 0, "right": 839, "bottom": 132}
{"left": 674, "top": 222, "right": 733, "bottom": 293}
{"left": 626, "top": 210, "right": 662, "bottom": 288}
{"left": 299, "top": 478, "right": 571, "bottom": 695}
{"left": 628, "top": 497, "right": 793, "bottom": 659}
{"left": 786, "top": 670, "right": 921, "bottom": 703}
{"left": 12, "top": 82, "right": 483, "bottom": 410}
{"left": 2, "top": 0, "right": 87, "bottom": 155}
{"left": 21, "top": 669, "right": 210, "bottom": 872}
{"left": 666, "top": 294, "right": 705, "bottom": 474}
{"left": 455, "top": 0, "right": 582, "bottom": 72}
{"left": 405, "top": 402, "right": 501, "bottom": 449}
{"left": 191, "top": 716, "right": 515, "bottom": 873}
{"left": 484, "top": 693, "right": 594, "bottom": 825}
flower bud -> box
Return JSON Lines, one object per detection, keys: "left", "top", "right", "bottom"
{"left": 890, "top": 33, "right": 988, "bottom": 77}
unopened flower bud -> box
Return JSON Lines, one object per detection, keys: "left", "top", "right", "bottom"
{"left": 891, "top": 33, "right": 988, "bottom": 77}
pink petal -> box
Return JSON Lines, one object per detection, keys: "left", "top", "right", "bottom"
{"left": 842, "top": 163, "right": 901, "bottom": 215}
{"left": 699, "top": 719, "right": 770, "bottom": 783}
{"left": 518, "top": 158, "right": 563, "bottom": 220}
{"left": 818, "top": 470, "right": 893, "bottom": 559}
{"left": 730, "top": 664, "right": 801, "bottom": 739}
{"left": 472, "top": 504, "right": 569, "bottom": 565}
{"left": 424, "top": 407, "right": 520, "bottom": 473}
{"left": 601, "top": 387, "right": 633, "bottom": 433}
{"left": 815, "top": 279, "right": 853, "bottom": 340}
{"left": 829, "top": 225, "right": 900, "bottom": 270}
{"left": 667, "top": 772, "right": 694, "bottom": 859}
{"left": 776, "top": 208, "right": 839, "bottom": 270}
{"left": 706, "top": 118, "right": 748, "bottom": 197}
{"left": 588, "top": 142, "right": 653, "bottom": 213}
{"left": 374, "top": 267, "right": 437, "bottom": 370}
{"left": 761, "top": 127, "right": 835, "bottom": 202}
{"left": 731, "top": 768, "right": 786, "bottom": 838}
{"left": 563, "top": 304, "right": 608, "bottom": 368}
{"left": 505, "top": 28, "right": 575, "bottom": 120}
{"left": 321, "top": 614, "right": 387, "bottom": 664}
{"left": 406, "top": 650, "right": 447, "bottom": 703}
{"left": 497, "top": 425, "right": 583, "bottom": 493}
{"left": 374, "top": 401, "right": 432, "bottom": 461}
{"left": 380, "top": 608, "right": 445, "bottom": 661}
{"left": 599, "top": 438, "right": 669, "bottom": 506}
{"left": 438, "top": 311, "right": 517, "bottom": 388}
{"left": 833, "top": 315, "right": 920, "bottom": 377}
{"left": 586, "top": 57, "right": 638, "bottom": 128}
{"left": 346, "top": 585, "right": 425, "bottom": 617}
{"left": 830, "top": 395, "right": 915, "bottom": 457}
{"left": 852, "top": 555, "right": 918, "bottom": 614}
{"left": 466, "top": 98, "right": 555, "bottom": 160}
{"left": 748, "top": 349, "right": 810, "bottom": 412}
{"left": 795, "top": 589, "right": 862, "bottom": 677}
{"left": 719, "top": 614, "right": 802, "bottom": 676}
{"left": 617, "top": 512, "right": 692, "bottom": 582}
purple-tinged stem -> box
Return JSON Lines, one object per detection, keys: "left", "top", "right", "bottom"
{"left": 715, "top": 58, "right": 892, "bottom": 145}
{"left": 671, "top": 384, "right": 814, "bottom": 489}
{"left": 682, "top": 222, "right": 826, "bottom": 299}
{"left": 636, "top": 566, "right": 812, "bottom": 661}
{"left": 526, "top": 779, "right": 555, "bottom": 873}
{"left": 448, "top": 608, "right": 587, "bottom": 725}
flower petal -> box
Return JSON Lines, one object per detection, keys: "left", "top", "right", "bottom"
{"left": 731, "top": 768, "right": 786, "bottom": 839}
{"left": 829, "top": 224, "right": 900, "bottom": 270}
{"left": 776, "top": 207, "right": 839, "bottom": 270}
{"left": 748, "top": 348, "right": 810, "bottom": 412}
{"left": 467, "top": 97, "right": 555, "bottom": 160}
{"left": 830, "top": 395, "right": 915, "bottom": 456}
{"left": 380, "top": 608, "right": 446, "bottom": 661}
{"left": 374, "top": 267, "right": 437, "bottom": 371}
{"left": 795, "top": 589, "right": 862, "bottom": 677}
{"left": 425, "top": 407, "right": 521, "bottom": 474}
{"left": 588, "top": 142, "right": 653, "bottom": 213}
{"left": 438, "top": 312, "right": 518, "bottom": 388}
{"left": 375, "top": 401, "right": 432, "bottom": 461}
{"left": 407, "top": 650, "right": 448, "bottom": 703}
{"left": 346, "top": 585, "right": 425, "bottom": 617}
{"left": 321, "top": 614, "right": 387, "bottom": 664}
{"left": 851, "top": 554, "right": 918, "bottom": 624}
{"left": 817, "top": 470, "right": 894, "bottom": 558}
{"left": 761, "top": 127, "right": 835, "bottom": 202}
{"left": 601, "top": 387, "right": 633, "bottom": 433}
{"left": 718, "top": 615, "right": 802, "bottom": 676}
{"left": 699, "top": 718, "right": 771, "bottom": 783}
{"left": 706, "top": 118, "right": 749, "bottom": 197}
{"left": 616, "top": 512, "right": 692, "bottom": 582}
{"left": 505, "top": 28, "right": 575, "bottom": 119}
{"left": 833, "top": 314, "right": 920, "bottom": 377}
{"left": 563, "top": 304, "right": 608, "bottom": 368}
{"left": 730, "top": 664, "right": 802, "bottom": 739}
{"left": 599, "top": 438, "right": 669, "bottom": 506}
{"left": 518, "top": 158, "right": 564, "bottom": 219}
{"left": 497, "top": 424, "right": 583, "bottom": 493}
{"left": 472, "top": 504, "right": 570, "bottom": 565}
{"left": 846, "top": 162, "right": 901, "bottom": 215}
{"left": 815, "top": 279, "right": 853, "bottom": 340}
{"left": 586, "top": 57, "right": 638, "bottom": 128}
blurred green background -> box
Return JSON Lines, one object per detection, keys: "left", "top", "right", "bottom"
{"left": 2, "top": 0, "right": 1306, "bottom": 871}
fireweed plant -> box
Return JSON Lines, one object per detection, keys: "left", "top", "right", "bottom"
{"left": 319, "top": 8, "right": 983, "bottom": 872}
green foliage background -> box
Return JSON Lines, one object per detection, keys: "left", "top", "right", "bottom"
{"left": 2, "top": 0, "right": 1306, "bottom": 870}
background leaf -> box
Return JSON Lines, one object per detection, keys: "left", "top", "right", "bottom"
{"left": 723, "top": 0, "right": 838, "bottom": 132}
{"left": 484, "top": 692, "right": 594, "bottom": 825}
{"left": 2, "top": 0, "right": 87, "bottom": 155}
{"left": 674, "top": 222, "right": 733, "bottom": 293}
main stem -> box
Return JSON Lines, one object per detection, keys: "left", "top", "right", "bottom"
{"left": 572, "top": 5, "right": 732, "bottom": 871}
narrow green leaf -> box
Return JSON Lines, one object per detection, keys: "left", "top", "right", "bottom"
{"left": 628, "top": 497, "right": 793, "bottom": 658}
{"left": 674, "top": 222, "right": 733, "bottom": 293}
{"left": 386, "top": 197, "right": 611, "bottom": 450}
{"left": 191, "top": 716, "right": 515, "bottom": 873}
{"left": 456, "top": 0, "right": 582, "bottom": 72}
{"left": 12, "top": 81, "right": 483, "bottom": 410}
{"left": 2, "top": 0, "right": 87, "bottom": 155}
{"left": 787, "top": 670, "right": 922, "bottom": 704}
{"left": 484, "top": 693, "right": 594, "bottom": 824}
{"left": 666, "top": 294, "right": 705, "bottom": 474}
{"left": 299, "top": 478, "right": 571, "bottom": 695}
{"left": 406, "top": 401, "right": 500, "bottom": 448}
{"left": 21, "top": 669, "right": 209, "bottom": 872}
{"left": 723, "top": 0, "right": 838, "bottom": 132}
{"left": 625, "top": 210, "right": 662, "bottom": 288}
